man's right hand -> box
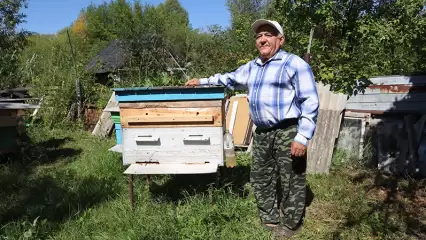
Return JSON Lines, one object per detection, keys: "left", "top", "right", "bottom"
{"left": 185, "top": 78, "right": 200, "bottom": 86}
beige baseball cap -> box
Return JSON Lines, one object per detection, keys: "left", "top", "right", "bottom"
{"left": 251, "top": 19, "right": 284, "bottom": 36}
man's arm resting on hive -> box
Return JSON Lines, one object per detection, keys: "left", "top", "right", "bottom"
{"left": 196, "top": 62, "right": 251, "bottom": 90}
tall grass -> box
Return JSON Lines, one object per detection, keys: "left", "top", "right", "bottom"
{"left": 0, "top": 127, "right": 424, "bottom": 240}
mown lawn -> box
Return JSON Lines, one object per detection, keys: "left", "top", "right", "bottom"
{"left": 0, "top": 126, "right": 425, "bottom": 240}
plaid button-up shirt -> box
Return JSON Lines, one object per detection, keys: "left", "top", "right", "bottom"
{"left": 199, "top": 49, "right": 320, "bottom": 146}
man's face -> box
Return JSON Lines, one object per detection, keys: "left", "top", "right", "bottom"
{"left": 254, "top": 25, "right": 284, "bottom": 60}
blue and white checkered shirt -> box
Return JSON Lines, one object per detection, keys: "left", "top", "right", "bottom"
{"left": 199, "top": 49, "right": 320, "bottom": 146}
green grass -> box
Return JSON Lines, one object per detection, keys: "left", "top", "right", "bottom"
{"left": 0, "top": 127, "right": 425, "bottom": 240}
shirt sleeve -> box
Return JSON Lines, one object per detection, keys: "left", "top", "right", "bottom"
{"left": 199, "top": 62, "right": 251, "bottom": 90}
{"left": 291, "top": 57, "right": 320, "bottom": 146}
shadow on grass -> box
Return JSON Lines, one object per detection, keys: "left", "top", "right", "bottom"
{"left": 0, "top": 169, "right": 117, "bottom": 224}
{"left": 1, "top": 133, "right": 82, "bottom": 165}
{"left": 332, "top": 171, "right": 426, "bottom": 239}
{"left": 148, "top": 165, "right": 252, "bottom": 204}
{"left": 0, "top": 132, "right": 120, "bottom": 238}
{"left": 306, "top": 185, "right": 315, "bottom": 207}
{"left": 33, "top": 136, "right": 82, "bottom": 163}
{"left": 148, "top": 161, "right": 315, "bottom": 208}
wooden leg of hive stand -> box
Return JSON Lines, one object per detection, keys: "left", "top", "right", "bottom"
{"left": 129, "top": 174, "right": 134, "bottom": 210}
{"left": 146, "top": 175, "right": 151, "bottom": 186}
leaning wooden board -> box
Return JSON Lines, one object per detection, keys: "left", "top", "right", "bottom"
{"left": 225, "top": 94, "right": 253, "bottom": 146}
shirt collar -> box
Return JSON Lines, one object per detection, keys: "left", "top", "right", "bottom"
{"left": 255, "top": 49, "right": 286, "bottom": 66}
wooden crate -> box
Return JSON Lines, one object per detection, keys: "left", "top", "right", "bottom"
{"left": 84, "top": 104, "right": 102, "bottom": 131}
{"left": 113, "top": 86, "right": 227, "bottom": 175}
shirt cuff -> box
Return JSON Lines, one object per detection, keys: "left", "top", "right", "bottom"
{"left": 294, "top": 133, "right": 308, "bottom": 146}
{"left": 199, "top": 78, "right": 209, "bottom": 85}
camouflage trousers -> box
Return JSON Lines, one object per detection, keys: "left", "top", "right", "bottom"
{"left": 250, "top": 119, "right": 306, "bottom": 229}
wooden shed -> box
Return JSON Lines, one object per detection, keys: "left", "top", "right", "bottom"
{"left": 338, "top": 74, "right": 426, "bottom": 176}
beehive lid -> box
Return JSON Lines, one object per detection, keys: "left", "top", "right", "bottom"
{"left": 0, "top": 102, "right": 40, "bottom": 109}
{"left": 113, "top": 85, "right": 226, "bottom": 102}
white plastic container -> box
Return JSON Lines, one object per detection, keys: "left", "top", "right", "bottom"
{"left": 224, "top": 130, "right": 236, "bottom": 168}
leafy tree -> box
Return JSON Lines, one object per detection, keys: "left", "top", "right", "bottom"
{"left": 226, "top": 0, "right": 267, "bottom": 64}
{"left": 186, "top": 25, "right": 236, "bottom": 77}
{"left": 156, "top": 0, "right": 189, "bottom": 62}
{"left": 0, "top": 0, "right": 30, "bottom": 89}
{"left": 266, "top": 0, "right": 426, "bottom": 94}
{"left": 71, "top": 11, "right": 87, "bottom": 40}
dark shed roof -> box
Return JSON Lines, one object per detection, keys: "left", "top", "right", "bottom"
{"left": 85, "top": 39, "right": 131, "bottom": 74}
{"left": 86, "top": 35, "right": 185, "bottom": 75}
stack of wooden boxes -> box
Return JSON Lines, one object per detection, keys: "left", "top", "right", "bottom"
{"left": 0, "top": 102, "right": 39, "bottom": 154}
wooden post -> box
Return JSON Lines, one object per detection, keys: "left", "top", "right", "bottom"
{"left": 129, "top": 174, "right": 134, "bottom": 210}
{"left": 146, "top": 175, "right": 150, "bottom": 186}
{"left": 304, "top": 28, "right": 314, "bottom": 64}
{"left": 66, "top": 29, "right": 82, "bottom": 120}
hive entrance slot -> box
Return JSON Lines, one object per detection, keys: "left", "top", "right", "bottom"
{"left": 134, "top": 135, "right": 161, "bottom": 145}
{"left": 183, "top": 134, "right": 211, "bottom": 145}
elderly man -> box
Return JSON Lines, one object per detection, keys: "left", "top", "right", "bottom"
{"left": 185, "top": 19, "right": 319, "bottom": 238}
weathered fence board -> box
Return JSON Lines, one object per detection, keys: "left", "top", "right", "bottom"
{"left": 307, "top": 83, "right": 348, "bottom": 174}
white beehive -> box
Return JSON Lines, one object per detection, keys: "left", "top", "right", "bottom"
{"left": 113, "top": 86, "right": 227, "bottom": 175}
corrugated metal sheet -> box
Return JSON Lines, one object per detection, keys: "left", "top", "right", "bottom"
{"left": 346, "top": 75, "right": 426, "bottom": 114}
{"left": 363, "top": 75, "right": 426, "bottom": 85}
{"left": 365, "top": 85, "right": 426, "bottom": 93}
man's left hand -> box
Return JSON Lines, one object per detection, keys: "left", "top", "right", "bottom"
{"left": 291, "top": 141, "right": 307, "bottom": 157}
